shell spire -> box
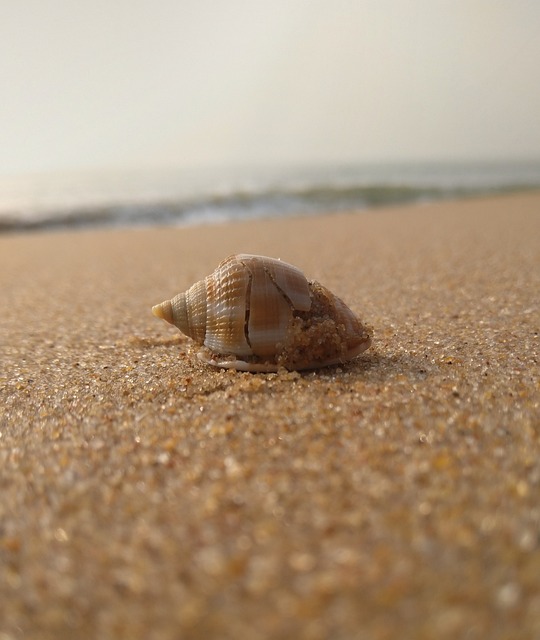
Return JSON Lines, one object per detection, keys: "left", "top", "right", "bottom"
{"left": 152, "top": 299, "right": 174, "bottom": 324}
{"left": 153, "top": 280, "right": 206, "bottom": 343}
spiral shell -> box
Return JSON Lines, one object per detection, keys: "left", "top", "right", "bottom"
{"left": 152, "top": 254, "right": 371, "bottom": 372}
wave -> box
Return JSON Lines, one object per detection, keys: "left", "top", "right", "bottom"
{"left": 1, "top": 162, "right": 540, "bottom": 233}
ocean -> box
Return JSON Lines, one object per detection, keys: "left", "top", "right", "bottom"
{"left": 1, "top": 160, "right": 539, "bottom": 233}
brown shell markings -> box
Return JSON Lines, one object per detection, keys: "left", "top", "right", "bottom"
{"left": 152, "top": 254, "right": 371, "bottom": 372}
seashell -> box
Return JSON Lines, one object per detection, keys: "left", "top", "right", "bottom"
{"left": 152, "top": 254, "right": 371, "bottom": 372}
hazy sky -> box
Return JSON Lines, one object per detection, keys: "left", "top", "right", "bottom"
{"left": 1, "top": 0, "right": 539, "bottom": 175}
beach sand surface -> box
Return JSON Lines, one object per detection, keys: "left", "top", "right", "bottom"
{"left": 1, "top": 193, "right": 539, "bottom": 639}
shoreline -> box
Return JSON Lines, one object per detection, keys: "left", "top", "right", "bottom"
{"left": 1, "top": 186, "right": 538, "bottom": 239}
{"left": 1, "top": 168, "right": 539, "bottom": 234}
{"left": 1, "top": 192, "right": 539, "bottom": 638}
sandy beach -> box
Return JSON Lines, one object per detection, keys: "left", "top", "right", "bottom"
{"left": 1, "top": 192, "right": 539, "bottom": 639}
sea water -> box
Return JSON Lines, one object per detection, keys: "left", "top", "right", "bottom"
{"left": 1, "top": 160, "right": 539, "bottom": 233}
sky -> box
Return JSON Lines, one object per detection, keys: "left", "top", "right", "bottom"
{"left": 1, "top": 0, "right": 540, "bottom": 176}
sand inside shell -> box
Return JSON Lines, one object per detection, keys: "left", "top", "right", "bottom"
{"left": 199, "top": 281, "right": 371, "bottom": 371}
